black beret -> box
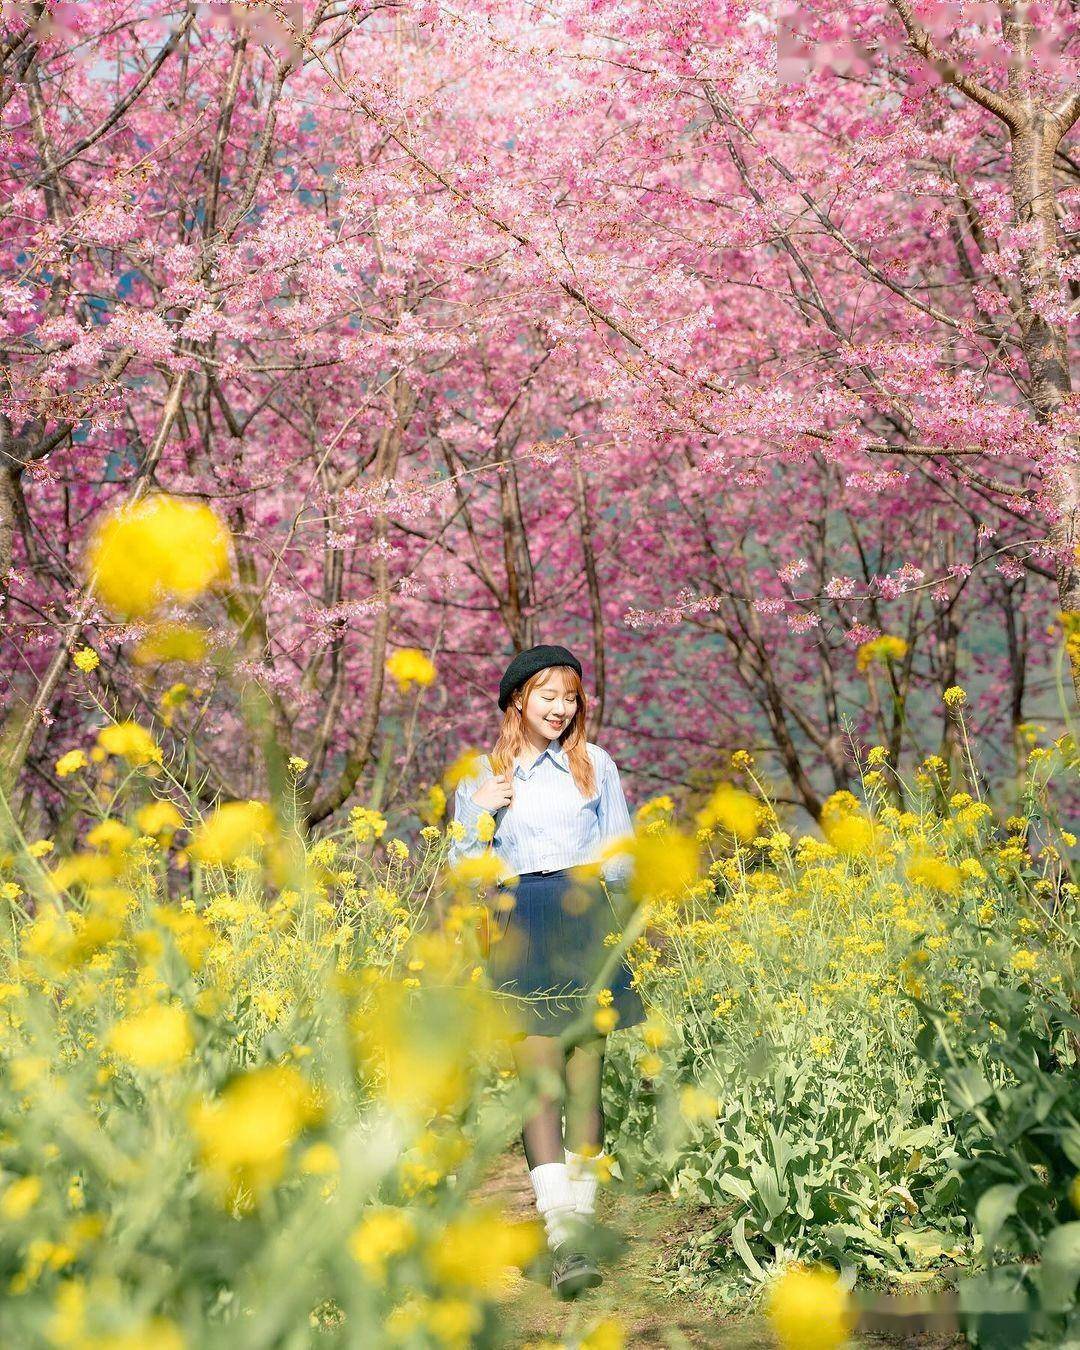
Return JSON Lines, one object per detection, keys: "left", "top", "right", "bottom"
{"left": 498, "top": 644, "right": 583, "bottom": 711}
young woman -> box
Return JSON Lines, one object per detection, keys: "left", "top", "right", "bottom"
{"left": 447, "top": 643, "right": 644, "bottom": 1300}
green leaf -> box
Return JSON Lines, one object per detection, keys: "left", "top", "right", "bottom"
{"left": 894, "top": 1226, "right": 964, "bottom": 1267}
{"left": 897, "top": 1124, "right": 938, "bottom": 1150}
{"left": 974, "top": 1183, "right": 1026, "bottom": 1255}
{"left": 946, "top": 1065, "right": 992, "bottom": 1111}
{"left": 744, "top": 1039, "right": 772, "bottom": 1079}
{"left": 714, "top": 1173, "right": 753, "bottom": 1206}
{"left": 1039, "top": 1221, "right": 1080, "bottom": 1314}
{"left": 1061, "top": 1126, "right": 1080, "bottom": 1170}
{"left": 750, "top": 1161, "right": 786, "bottom": 1221}
{"left": 730, "top": 1214, "right": 766, "bottom": 1280}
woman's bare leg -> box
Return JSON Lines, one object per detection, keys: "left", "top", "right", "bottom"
{"left": 511, "top": 1033, "right": 566, "bottom": 1167}
{"left": 564, "top": 1036, "right": 605, "bottom": 1154}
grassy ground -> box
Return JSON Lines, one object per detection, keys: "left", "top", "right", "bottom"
{"left": 477, "top": 1146, "right": 966, "bottom": 1349}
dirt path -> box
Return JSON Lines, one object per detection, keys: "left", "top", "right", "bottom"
{"left": 475, "top": 1146, "right": 966, "bottom": 1349}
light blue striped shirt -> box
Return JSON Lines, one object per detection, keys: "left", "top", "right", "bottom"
{"left": 447, "top": 739, "right": 634, "bottom": 886}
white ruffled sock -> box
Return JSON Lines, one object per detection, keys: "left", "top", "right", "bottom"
{"left": 565, "top": 1148, "right": 599, "bottom": 1219}
{"left": 528, "top": 1162, "right": 579, "bottom": 1251}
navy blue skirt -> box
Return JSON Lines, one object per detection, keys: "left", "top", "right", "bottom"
{"left": 487, "top": 869, "right": 645, "bottom": 1038}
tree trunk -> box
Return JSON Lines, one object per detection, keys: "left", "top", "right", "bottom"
{"left": 0, "top": 461, "right": 15, "bottom": 586}
{"left": 1010, "top": 109, "right": 1080, "bottom": 703}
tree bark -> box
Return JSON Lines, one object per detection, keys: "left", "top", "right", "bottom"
{"left": 573, "top": 454, "right": 607, "bottom": 741}
{"left": 1010, "top": 115, "right": 1080, "bottom": 702}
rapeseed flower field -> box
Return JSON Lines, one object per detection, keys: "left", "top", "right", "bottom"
{"left": 1, "top": 705, "right": 1075, "bottom": 1345}
{"left": 1, "top": 494, "right": 1076, "bottom": 1347}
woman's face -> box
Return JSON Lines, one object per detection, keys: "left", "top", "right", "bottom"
{"left": 515, "top": 669, "right": 579, "bottom": 742}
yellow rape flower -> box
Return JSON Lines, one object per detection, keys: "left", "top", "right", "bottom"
{"left": 299, "top": 1143, "right": 339, "bottom": 1176}
{"left": 766, "top": 1264, "right": 853, "bottom": 1350}
{"left": 86, "top": 819, "right": 135, "bottom": 854}
{"left": 581, "top": 1320, "right": 626, "bottom": 1350}
{"left": 695, "top": 783, "right": 762, "bottom": 842}
{"left": 425, "top": 1207, "right": 541, "bottom": 1292}
{"left": 820, "top": 790, "right": 860, "bottom": 821}
{"left": 636, "top": 795, "right": 675, "bottom": 827}
{"left": 350, "top": 806, "right": 388, "bottom": 845}
{"left": 55, "top": 749, "right": 88, "bottom": 778}
{"left": 624, "top": 827, "right": 699, "bottom": 905}
{"left": 133, "top": 622, "right": 208, "bottom": 666}
{"left": 348, "top": 1207, "right": 416, "bottom": 1280}
{"left": 97, "top": 721, "right": 162, "bottom": 766}
{"left": 424, "top": 1297, "right": 481, "bottom": 1346}
{"left": 109, "top": 1003, "right": 193, "bottom": 1071}
{"left": 49, "top": 852, "right": 117, "bottom": 891}
{"left": 91, "top": 1317, "right": 183, "bottom": 1349}
{"left": 386, "top": 647, "right": 437, "bottom": 692}
{"left": 594, "top": 1007, "right": 619, "bottom": 1035}
{"left": 355, "top": 980, "right": 514, "bottom": 1119}
{"left": 642, "top": 1018, "right": 670, "bottom": 1049}
{"left": 447, "top": 853, "right": 514, "bottom": 895}
{"left": 190, "top": 801, "right": 276, "bottom": 867}
{"left": 943, "top": 685, "right": 967, "bottom": 708}
{"left": 85, "top": 494, "right": 231, "bottom": 619}
{"left": 856, "top": 634, "right": 907, "bottom": 672}
{"left": 190, "top": 1065, "right": 319, "bottom": 1201}
{"left": 443, "top": 749, "right": 490, "bottom": 792}
{"left": 161, "top": 681, "right": 191, "bottom": 711}
{"left": 419, "top": 782, "right": 447, "bottom": 826}
{"left": 823, "top": 812, "right": 876, "bottom": 857}
{"left": 152, "top": 906, "right": 213, "bottom": 971}
{"left": 136, "top": 799, "right": 184, "bottom": 839}
{"left": 0, "top": 1175, "right": 42, "bottom": 1220}
{"left": 680, "top": 1086, "right": 719, "bottom": 1121}
{"left": 73, "top": 646, "right": 100, "bottom": 672}
{"left": 906, "top": 854, "right": 964, "bottom": 896}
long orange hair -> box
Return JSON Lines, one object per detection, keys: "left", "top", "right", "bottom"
{"left": 488, "top": 664, "right": 597, "bottom": 798}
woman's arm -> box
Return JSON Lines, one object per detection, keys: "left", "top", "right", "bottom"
{"left": 596, "top": 752, "right": 634, "bottom": 887}
{"left": 446, "top": 760, "right": 494, "bottom": 868}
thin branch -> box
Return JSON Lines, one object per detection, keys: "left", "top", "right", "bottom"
{"left": 888, "top": 0, "right": 1022, "bottom": 130}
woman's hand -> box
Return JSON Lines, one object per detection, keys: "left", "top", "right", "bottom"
{"left": 471, "top": 771, "right": 514, "bottom": 814}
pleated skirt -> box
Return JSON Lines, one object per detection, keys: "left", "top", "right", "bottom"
{"left": 485, "top": 868, "right": 645, "bottom": 1038}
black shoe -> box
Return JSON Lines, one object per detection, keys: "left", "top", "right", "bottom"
{"left": 550, "top": 1244, "right": 602, "bottom": 1300}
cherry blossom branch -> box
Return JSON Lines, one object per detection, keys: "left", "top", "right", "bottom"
{"left": 701, "top": 81, "right": 1012, "bottom": 342}
{"left": 887, "top": 0, "right": 1022, "bottom": 130}
{"left": 0, "top": 10, "right": 196, "bottom": 224}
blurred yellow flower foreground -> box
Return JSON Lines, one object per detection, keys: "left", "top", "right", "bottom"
{"left": 85, "top": 494, "right": 231, "bottom": 618}
{"left": 0, "top": 759, "right": 545, "bottom": 1346}
{"left": 766, "top": 1265, "right": 854, "bottom": 1350}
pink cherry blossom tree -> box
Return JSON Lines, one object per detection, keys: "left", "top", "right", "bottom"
{"left": 1, "top": 1, "right": 1076, "bottom": 830}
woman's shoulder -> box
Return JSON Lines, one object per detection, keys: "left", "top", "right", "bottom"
{"left": 458, "top": 751, "right": 493, "bottom": 783}
{"left": 584, "top": 741, "right": 613, "bottom": 768}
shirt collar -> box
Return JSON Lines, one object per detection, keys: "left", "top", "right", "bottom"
{"left": 515, "top": 737, "right": 571, "bottom": 777}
